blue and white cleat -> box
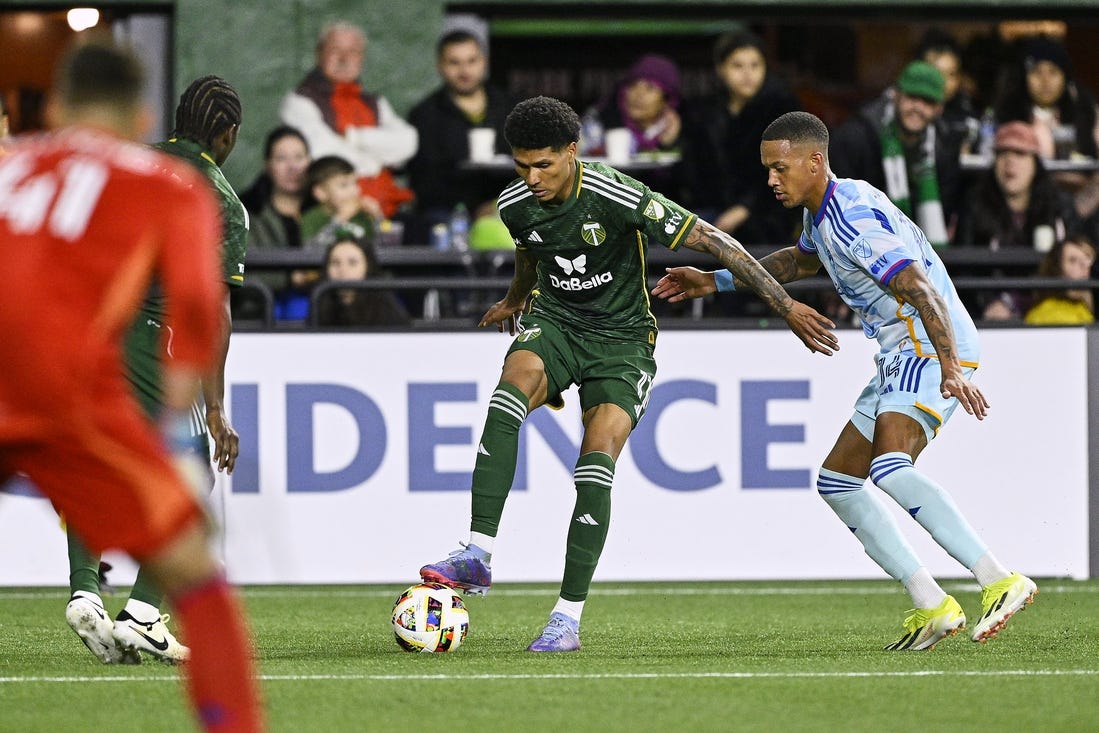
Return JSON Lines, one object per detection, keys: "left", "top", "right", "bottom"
{"left": 419, "top": 543, "right": 492, "bottom": 596}
{"left": 526, "top": 612, "right": 581, "bottom": 652}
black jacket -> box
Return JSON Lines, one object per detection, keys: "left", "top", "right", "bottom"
{"left": 407, "top": 85, "right": 516, "bottom": 215}
{"left": 829, "top": 95, "right": 964, "bottom": 225}
{"left": 680, "top": 80, "right": 801, "bottom": 244}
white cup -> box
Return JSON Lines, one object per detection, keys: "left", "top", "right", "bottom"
{"left": 1033, "top": 224, "right": 1055, "bottom": 253}
{"left": 604, "top": 127, "right": 633, "bottom": 165}
{"left": 468, "top": 128, "right": 496, "bottom": 163}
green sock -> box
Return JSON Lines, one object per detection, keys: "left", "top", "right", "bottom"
{"left": 67, "top": 531, "right": 101, "bottom": 597}
{"left": 561, "top": 451, "right": 615, "bottom": 602}
{"left": 469, "top": 382, "right": 528, "bottom": 537}
{"left": 128, "top": 566, "right": 163, "bottom": 610}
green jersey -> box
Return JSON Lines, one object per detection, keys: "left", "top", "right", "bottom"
{"left": 149, "top": 138, "right": 248, "bottom": 311}
{"left": 498, "top": 161, "right": 695, "bottom": 342}
{"left": 121, "top": 138, "right": 248, "bottom": 420}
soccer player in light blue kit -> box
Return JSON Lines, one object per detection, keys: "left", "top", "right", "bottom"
{"left": 653, "top": 111, "right": 1036, "bottom": 650}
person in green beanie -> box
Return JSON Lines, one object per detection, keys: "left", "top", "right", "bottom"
{"left": 830, "top": 61, "right": 961, "bottom": 246}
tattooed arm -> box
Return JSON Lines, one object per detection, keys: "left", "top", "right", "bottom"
{"left": 479, "top": 248, "right": 537, "bottom": 335}
{"left": 678, "top": 219, "right": 799, "bottom": 315}
{"left": 654, "top": 222, "right": 822, "bottom": 303}
{"left": 888, "top": 263, "right": 989, "bottom": 418}
{"left": 664, "top": 219, "right": 838, "bottom": 355}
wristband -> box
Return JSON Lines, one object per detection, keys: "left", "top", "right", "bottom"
{"left": 714, "top": 269, "right": 736, "bottom": 292}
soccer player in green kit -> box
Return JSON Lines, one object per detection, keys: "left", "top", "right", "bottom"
{"left": 420, "top": 96, "right": 838, "bottom": 651}
{"left": 64, "top": 76, "right": 247, "bottom": 664}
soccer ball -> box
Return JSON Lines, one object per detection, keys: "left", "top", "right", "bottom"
{"left": 391, "top": 583, "right": 470, "bottom": 653}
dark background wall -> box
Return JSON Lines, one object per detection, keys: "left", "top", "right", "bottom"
{"left": 3, "top": 0, "right": 1099, "bottom": 190}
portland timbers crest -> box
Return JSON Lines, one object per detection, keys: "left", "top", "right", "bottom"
{"left": 516, "top": 326, "right": 543, "bottom": 342}
{"left": 580, "top": 221, "right": 606, "bottom": 246}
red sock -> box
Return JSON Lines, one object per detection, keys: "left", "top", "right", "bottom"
{"left": 173, "top": 575, "right": 263, "bottom": 732}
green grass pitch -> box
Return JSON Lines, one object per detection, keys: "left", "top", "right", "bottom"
{"left": 1, "top": 580, "right": 1097, "bottom": 732}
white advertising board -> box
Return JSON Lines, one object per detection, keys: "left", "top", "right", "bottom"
{"left": 1, "top": 328, "right": 1089, "bottom": 585}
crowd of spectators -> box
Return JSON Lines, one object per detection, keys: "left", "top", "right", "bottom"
{"left": 238, "top": 21, "right": 1099, "bottom": 328}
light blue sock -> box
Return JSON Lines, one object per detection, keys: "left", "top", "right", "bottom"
{"left": 869, "top": 452, "right": 988, "bottom": 569}
{"left": 817, "top": 467, "right": 922, "bottom": 581}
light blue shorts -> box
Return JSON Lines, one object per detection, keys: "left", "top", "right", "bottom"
{"left": 850, "top": 351, "right": 976, "bottom": 444}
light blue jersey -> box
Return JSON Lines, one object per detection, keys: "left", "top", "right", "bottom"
{"left": 798, "top": 178, "right": 979, "bottom": 366}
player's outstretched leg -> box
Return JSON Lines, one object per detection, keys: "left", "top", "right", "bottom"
{"left": 65, "top": 592, "right": 127, "bottom": 664}
{"left": 971, "top": 572, "right": 1038, "bottom": 642}
{"left": 419, "top": 542, "right": 492, "bottom": 596}
{"left": 884, "top": 595, "right": 966, "bottom": 651}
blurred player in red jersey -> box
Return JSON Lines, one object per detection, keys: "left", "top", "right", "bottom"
{"left": 0, "top": 41, "right": 263, "bottom": 732}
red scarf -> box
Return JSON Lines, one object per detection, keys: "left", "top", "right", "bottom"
{"left": 324, "top": 79, "right": 413, "bottom": 218}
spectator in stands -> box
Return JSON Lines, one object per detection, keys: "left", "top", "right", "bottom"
{"left": 407, "top": 29, "right": 515, "bottom": 244}
{"left": 581, "top": 53, "right": 684, "bottom": 157}
{"left": 995, "top": 35, "right": 1098, "bottom": 164}
{"left": 301, "top": 154, "right": 377, "bottom": 251}
{"left": 954, "top": 121, "right": 1076, "bottom": 250}
{"left": 240, "top": 125, "right": 310, "bottom": 250}
{"left": 830, "top": 61, "right": 960, "bottom": 246}
{"left": 280, "top": 20, "right": 417, "bottom": 220}
{"left": 1025, "top": 235, "right": 1096, "bottom": 325}
{"left": 681, "top": 29, "right": 801, "bottom": 244}
{"left": 995, "top": 34, "right": 1099, "bottom": 231}
{"left": 313, "top": 237, "right": 411, "bottom": 327}
{"left": 278, "top": 155, "right": 378, "bottom": 321}
{"left": 915, "top": 28, "right": 979, "bottom": 158}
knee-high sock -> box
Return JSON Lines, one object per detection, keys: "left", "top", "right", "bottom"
{"left": 67, "top": 531, "right": 101, "bottom": 596}
{"left": 469, "top": 383, "right": 527, "bottom": 537}
{"left": 561, "top": 452, "right": 615, "bottom": 602}
{"left": 172, "top": 575, "right": 263, "bottom": 733}
{"left": 817, "top": 468, "right": 921, "bottom": 582}
{"left": 870, "top": 452, "right": 987, "bottom": 569}
{"left": 129, "top": 566, "right": 164, "bottom": 610}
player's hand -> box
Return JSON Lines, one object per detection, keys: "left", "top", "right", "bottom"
{"left": 783, "top": 301, "right": 839, "bottom": 356}
{"left": 479, "top": 299, "right": 525, "bottom": 335}
{"left": 205, "top": 405, "right": 239, "bottom": 473}
{"left": 941, "top": 375, "right": 990, "bottom": 420}
{"left": 651, "top": 267, "right": 717, "bottom": 303}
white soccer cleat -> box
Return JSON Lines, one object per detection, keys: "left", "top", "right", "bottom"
{"left": 113, "top": 610, "right": 190, "bottom": 664}
{"left": 66, "top": 595, "right": 127, "bottom": 664}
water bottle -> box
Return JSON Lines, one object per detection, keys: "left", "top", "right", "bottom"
{"left": 430, "top": 222, "right": 449, "bottom": 251}
{"left": 978, "top": 108, "right": 996, "bottom": 159}
{"left": 449, "top": 202, "right": 470, "bottom": 253}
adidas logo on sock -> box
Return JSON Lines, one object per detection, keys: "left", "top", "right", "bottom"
{"left": 575, "top": 513, "right": 599, "bottom": 526}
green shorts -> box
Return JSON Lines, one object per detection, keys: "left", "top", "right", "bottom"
{"left": 507, "top": 315, "right": 657, "bottom": 427}
{"left": 124, "top": 316, "right": 210, "bottom": 453}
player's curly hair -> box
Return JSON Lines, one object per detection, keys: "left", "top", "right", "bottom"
{"left": 762, "top": 111, "right": 829, "bottom": 150}
{"left": 503, "top": 96, "right": 580, "bottom": 151}
{"left": 172, "top": 75, "right": 242, "bottom": 150}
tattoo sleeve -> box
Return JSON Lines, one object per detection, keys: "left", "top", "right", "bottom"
{"left": 681, "top": 220, "right": 796, "bottom": 315}
{"left": 505, "top": 249, "right": 538, "bottom": 306}
{"left": 888, "top": 264, "right": 962, "bottom": 371}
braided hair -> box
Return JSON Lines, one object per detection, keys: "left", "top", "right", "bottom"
{"left": 172, "top": 75, "right": 241, "bottom": 149}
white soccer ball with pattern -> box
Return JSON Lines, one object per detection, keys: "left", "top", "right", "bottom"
{"left": 391, "top": 583, "right": 469, "bottom": 653}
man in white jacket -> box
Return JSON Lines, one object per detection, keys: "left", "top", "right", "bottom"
{"left": 280, "top": 20, "right": 418, "bottom": 219}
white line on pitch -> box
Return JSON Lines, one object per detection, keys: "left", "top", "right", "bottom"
{"left": 3, "top": 669, "right": 1098, "bottom": 684}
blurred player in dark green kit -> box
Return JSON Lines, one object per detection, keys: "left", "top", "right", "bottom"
{"left": 420, "top": 95, "right": 838, "bottom": 651}
{"left": 64, "top": 76, "right": 247, "bottom": 665}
